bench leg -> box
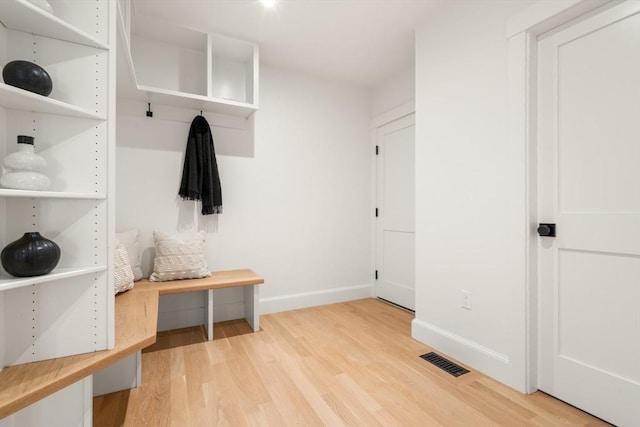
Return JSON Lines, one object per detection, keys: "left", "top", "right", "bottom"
{"left": 205, "top": 289, "right": 214, "bottom": 340}
{"left": 244, "top": 284, "right": 260, "bottom": 332}
{"left": 135, "top": 350, "right": 142, "bottom": 386}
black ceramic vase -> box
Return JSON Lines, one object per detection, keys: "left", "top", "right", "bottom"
{"left": 2, "top": 60, "right": 53, "bottom": 97}
{"left": 1, "top": 232, "right": 60, "bottom": 277}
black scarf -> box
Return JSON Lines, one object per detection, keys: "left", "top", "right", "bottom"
{"left": 179, "top": 115, "right": 222, "bottom": 215}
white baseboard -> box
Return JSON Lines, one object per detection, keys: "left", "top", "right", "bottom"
{"left": 155, "top": 284, "right": 373, "bottom": 330}
{"left": 411, "top": 318, "right": 512, "bottom": 387}
{"left": 260, "top": 284, "right": 374, "bottom": 315}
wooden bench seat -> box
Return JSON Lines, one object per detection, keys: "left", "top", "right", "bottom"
{"left": 0, "top": 269, "right": 263, "bottom": 418}
{"left": 132, "top": 269, "right": 264, "bottom": 340}
{"left": 133, "top": 268, "right": 264, "bottom": 294}
{"left": 0, "top": 288, "right": 159, "bottom": 419}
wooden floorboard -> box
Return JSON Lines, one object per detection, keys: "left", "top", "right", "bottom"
{"left": 94, "top": 298, "right": 612, "bottom": 426}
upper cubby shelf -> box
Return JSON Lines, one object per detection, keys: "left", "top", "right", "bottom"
{"left": 0, "top": 0, "right": 109, "bottom": 49}
{"left": 135, "top": 84, "right": 259, "bottom": 118}
{"left": 117, "top": 4, "right": 259, "bottom": 119}
{"left": 0, "top": 83, "right": 106, "bottom": 120}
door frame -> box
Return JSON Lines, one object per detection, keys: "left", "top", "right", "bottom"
{"left": 506, "top": 0, "right": 615, "bottom": 393}
{"left": 370, "top": 101, "right": 415, "bottom": 300}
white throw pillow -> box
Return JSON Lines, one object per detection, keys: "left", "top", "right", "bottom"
{"left": 114, "top": 239, "right": 135, "bottom": 294}
{"left": 115, "top": 229, "right": 143, "bottom": 281}
{"left": 149, "top": 230, "right": 210, "bottom": 282}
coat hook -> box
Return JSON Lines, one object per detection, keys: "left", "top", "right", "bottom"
{"left": 200, "top": 110, "right": 203, "bottom": 116}
{"left": 146, "top": 102, "right": 153, "bottom": 118}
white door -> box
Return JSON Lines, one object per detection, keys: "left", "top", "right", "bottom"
{"left": 376, "top": 114, "right": 415, "bottom": 310}
{"left": 537, "top": 2, "right": 640, "bottom": 426}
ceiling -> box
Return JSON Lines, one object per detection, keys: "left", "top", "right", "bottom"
{"left": 132, "top": 0, "right": 444, "bottom": 88}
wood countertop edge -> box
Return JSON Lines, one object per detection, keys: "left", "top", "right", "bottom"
{"left": 0, "top": 289, "right": 159, "bottom": 419}
{"left": 0, "top": 269, "right": 263, "bottom": 419}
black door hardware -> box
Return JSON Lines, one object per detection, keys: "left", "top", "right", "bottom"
{"left": 537, "top": 223, "right": 556, "bottom": 237}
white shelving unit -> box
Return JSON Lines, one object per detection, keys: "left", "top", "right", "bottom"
{"left": 0, "top": 1, "right": 115, "bottom": 423}
{"left": 0, "top": 0, "right": 117, "bottom": 427}
{"left": 117, "top": 2, "right": 259, "bottom": 118}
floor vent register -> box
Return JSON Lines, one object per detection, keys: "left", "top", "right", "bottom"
{"left": 419, "top": 352, "right": 470, "bottom": 377}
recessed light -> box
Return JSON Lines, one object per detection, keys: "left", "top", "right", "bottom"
{"left": 260, "top": 0, "right": 277, "bottom": 9}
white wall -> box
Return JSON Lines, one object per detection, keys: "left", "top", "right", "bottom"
{"left": 412, "top": 0, "right": 534, "bottom": 392}
{"left": 370, "top": 66, "right": 414, "bottom": 118}
{"left": 115, "top": 64, "right": 372, "bottom": 326}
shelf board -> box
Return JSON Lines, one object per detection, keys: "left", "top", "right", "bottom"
{"left": 137, "top": 84, "right": 258, "bottom": 118}
{"left": 0, "top": 188, "right": 106, "bottom": 200}
{"left": 0, "top": 0, "right": 109, "bottom": 49}
{"left": 0, "top": 266, "right": 107, "bottom": 292}
{"left": 0, "top": 83, "right": 107, "bottom": 120}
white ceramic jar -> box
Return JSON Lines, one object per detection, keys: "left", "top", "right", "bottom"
{"left": 0, "top": 171, "right": 51, "bottom": 190}
{"left": 3, "top": 135, "right": 47, "bottom": 171}
{"left": 1, "top": 135, "right": 51, "bottom": 191}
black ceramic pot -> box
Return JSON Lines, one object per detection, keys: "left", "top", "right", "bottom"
{"left": 1, "top": 232, "right": 60, "bottom": 277}
{"left": 2, "top": 60, "right": 53, "bottom": 97}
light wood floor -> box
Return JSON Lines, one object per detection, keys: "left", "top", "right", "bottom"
{"left": 94, "top": 298, "right": 610, "bottom": 426}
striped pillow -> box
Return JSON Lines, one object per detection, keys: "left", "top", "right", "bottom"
{"left": 114, "top": 239, "right": 134, "bottom": 294}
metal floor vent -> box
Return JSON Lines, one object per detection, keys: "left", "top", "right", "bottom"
{"left": 420, "top": 352, "right": 469, "bottom": 377}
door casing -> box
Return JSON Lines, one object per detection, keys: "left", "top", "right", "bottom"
{"left": 370, "top": 101, "right": 415, "bottom": 304}
{"left": 375, "top": 113, "right": 416, "bottom": 310}
{"left": 506, "top": 0, "right": 617, "bottom": 393}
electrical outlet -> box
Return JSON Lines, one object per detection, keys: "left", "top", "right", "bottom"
{"left": 461, "top": 290, "right": 472, "bottom": 310}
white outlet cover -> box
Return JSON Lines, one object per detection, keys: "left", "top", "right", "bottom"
{"left": 461, "top": 290, "right": 472, "bottom": 310}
